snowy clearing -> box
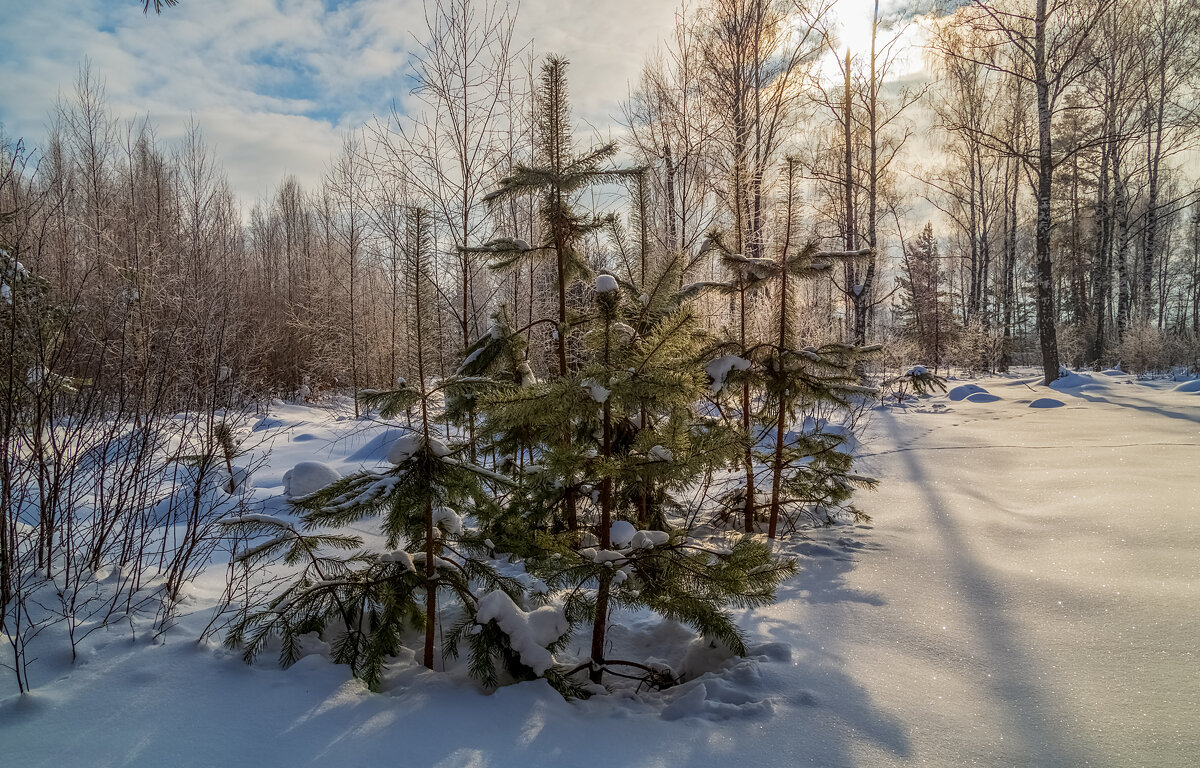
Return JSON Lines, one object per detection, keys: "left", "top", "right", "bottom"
{"left": 2, "top": 371, "right": 1196, "bottom": 767}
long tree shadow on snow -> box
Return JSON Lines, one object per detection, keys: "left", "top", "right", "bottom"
{"left": 745, "top": 528, "right": 911, "bottom": 764}
{"left": 894, "top": 436, "right": 1095, "bottom": 767}
{"left": 1048, "top": 386, "right": 1200, "bottom": 426}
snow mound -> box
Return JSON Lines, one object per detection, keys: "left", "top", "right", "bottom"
{"left": 679, "top": 635, "right": 737, "bottom": 680}
{"left": 1049, "top": 371, "right": 1091, "bottom": 390}
{"left": 965, "top": 392, "right": 1001, "bottom": 403}
{"left": 947, "top": 384, "right": 987, "bottom": 401}
{"left": 1029, "top": 398, "right": 1065, "bottom": 409}
{"left": 660, "top": 674, "right": 775, "bottom": 722}
{"left": 660, "top": 682, "right": 709, "bottom": 720}
{"left": 595, "top": 274, "right": 618, "bottom": 293}
{"left": 343, "top": 428, "right": 410, "bottom": 462}
{"left": 474, "top": 591, "right": 567, "bottom": 675}
{"left": 1172, "top": 379, "right": 1200, "bottom": 393}
{"left": 282, "top": 462, "right": 340, "bottom": 498}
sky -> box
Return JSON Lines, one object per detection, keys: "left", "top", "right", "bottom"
{"left": 0, "top": 0, "right": 917, "bottom": 207}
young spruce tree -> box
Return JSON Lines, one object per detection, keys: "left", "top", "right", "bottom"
{"left": 482, "top": 272, "right": 795, "bottom": 687}
{"left": 462, "top": 55, "right": 638, "bottom": 531}
{"left": 224, "top": 208, "right": 565, "bottom": 691}
{"left": 686, "top": 159, "right": 879, "bottom": 537}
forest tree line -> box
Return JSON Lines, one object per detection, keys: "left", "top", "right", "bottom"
{"left": 2, "top": 0, "right": 1199, "bottom": 695}
{"left": 3, "top": 0, "right": 1199, "bottom": 415}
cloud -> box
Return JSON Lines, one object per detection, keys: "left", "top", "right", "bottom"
{"left": 0, "top": 0, "right": 684, "bottom": 204}
{"left": 0, "top": 0, "right": 424, "bottom": 202}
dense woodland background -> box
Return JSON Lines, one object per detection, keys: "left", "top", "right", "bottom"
{"left": 2, "top": 0, "right": 1199, "bottom": 693}
{"left": 4, "top": 0, "right": 1199, "bottom": 407}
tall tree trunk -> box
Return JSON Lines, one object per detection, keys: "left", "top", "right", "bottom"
{"left": 1033, "top": 0, "right": 1061, "bottom": 384}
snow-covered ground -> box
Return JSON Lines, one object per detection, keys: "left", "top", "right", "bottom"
{"left": 3, "top": 371, "right": 1197, "bottom": 767}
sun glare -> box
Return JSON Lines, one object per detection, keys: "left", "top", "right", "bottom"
{"left": 827, "top": 0, "right": 928, "bottom": 77}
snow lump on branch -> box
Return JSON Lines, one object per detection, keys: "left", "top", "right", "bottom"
{"left": 705, "top": 355, "right": 751, "bottom": 393}
{"left": 474, "top": 591, "right": 567, "bottom": 676}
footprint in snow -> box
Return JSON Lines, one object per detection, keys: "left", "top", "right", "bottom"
{"left": 795, "top": 542, "right": 840, "bottom": 558}
{"left": 661, "top": 662, "right": 775, "bottom": 721}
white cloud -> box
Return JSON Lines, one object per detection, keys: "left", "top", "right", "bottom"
{"left": 1, "top": 0, "right": 951, "bottom": 209}
{"left": 0, "top": 0, "right": 424, "bottom": 202}
{"left": 0, "top": 0, "right": 686, "bottom": 205}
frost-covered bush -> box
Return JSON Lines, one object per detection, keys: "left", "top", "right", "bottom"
{"left": 882, "top": 365, "right": 948, "bottom": 406}
{"left": 1114, "top": 321, "right": 1198, "bottom": 374}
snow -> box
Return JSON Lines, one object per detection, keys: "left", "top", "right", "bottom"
{"left": 379, "top": 550, "right": 415, "bottom": 570}
{"left": 609, "top": 520, "right": 637, "bottom": 548}
{"left": 741, "top": 256, "right": 776, "bottom": 279}
{"left": 1049, "top": 370, "right": 1091, "bottom": 389}
{"left": 705, "top": 355, "right": 751, "bottom": 393}
{"left": 947, "top": 383, "right": 987, "bottom": 401}
{"left": 4, "top": 371, "right": 1198, "bottom": 767}
{"left": 431, "top": 507, "right": 463, "bottom": 534}
{"left": 386, "top": 433, "right": 451, "bottom": 464}
{"left": 595, "top": 273, "right": 618, "bottom": 293}
{"left": 581, "top": 378, "right": 611, "bottom": 403}
{"left": 474, "top": 591, "right": 568, "bottom": 675}
{"left": 516, "top": 361, "right": 537, "bottom": 387}
{"left": 631, "top": 529, "right": 670, "bottom": 550}
{"left": 1173, "top": 378, "right": 1200, "bottom": 393}
{"left": 611, "top": 322, "right": 635, "bottom": 339}
{"left": 648, "top": 444, "right": 674, "bottom": 462}
{"left": 281, "top": 461, "right": 340, "bottom": 498}
{"left": 457, "top": 346, "right": 484, "bottom": 372}
{"left": 343, "top": 427, "right": 410, "bottom": 462}
{"left": 904, "top": 365, "right": 928, "bottom": 377}
{"left": 1028, "top": 397, "right": 1065, "bottom": 408}
{"left": 386, "top": 433, "right": 424, "bottom": 464}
